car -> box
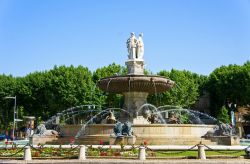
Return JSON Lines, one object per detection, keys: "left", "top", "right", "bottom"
{"left": 0, "top": 134, "right": 6, "bottom": 140}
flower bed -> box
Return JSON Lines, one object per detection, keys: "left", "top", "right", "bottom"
{"left": 0, "top": 143, "right": 246, "bottom": 159}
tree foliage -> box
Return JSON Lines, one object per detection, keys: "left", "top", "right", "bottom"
{"left": 0, "top": 75, "right": 17, "bottom": 129}
{"left": 16, "top": 65, "right": 96, "bottom": 121}
{"left": 207, "top": 61, "right": 250, "bottom": 116}
{"left": 217, "top": 105, "right": 230, "bottom": 123}
{"left": 0, "top": 60, "right": 250, "bottom": 130}
{"left": 93, "top": 63, "right": 126, "bottom": 108}
{"left": 148, "top": 69, "right": 203, "bottom": 108}
{"left": 92, "top": 63, "right": 126, "bottom": 83}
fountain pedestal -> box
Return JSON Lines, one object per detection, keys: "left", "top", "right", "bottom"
{"left": 125, "top": 59, "right": 144, "bottom": 75}
{"left": 122, "top": 59, "right": 148, "bottom": 123}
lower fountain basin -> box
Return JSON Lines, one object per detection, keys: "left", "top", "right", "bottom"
{"left": 59, "top": 124, "right": 216, "bottom": 145}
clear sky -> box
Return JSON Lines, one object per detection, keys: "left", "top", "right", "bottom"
{"left": 0, "top": 0, "right": 249, "bottom": 77}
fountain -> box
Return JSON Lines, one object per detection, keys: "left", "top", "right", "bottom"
{"left": 35, "top": 33, "right": 239, "bottom": 146}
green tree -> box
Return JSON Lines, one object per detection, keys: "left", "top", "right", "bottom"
{"left": 148, "top": 69, "right": 202, "bottom": 108}
{"left": 0, "top": 74, "right": 17, "bottom": 130}
{"left": 93, "top": 63, "right": 126, "bottom": 108}
{"left": 217, "top": 106, "right": 230, "bottom": 123}
{"left": 207, "top": 61, "right": 250, "bottom": 116}
{"left": 16, "top": 65, "right": 97, "bottom": 120}
{"left": 92, "top": 63, "right": 126, "bottom": 83}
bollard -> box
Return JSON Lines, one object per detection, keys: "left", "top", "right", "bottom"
{"left": 138, "top": 146, "right": 146, "bottom": 160}
{"left": 78, "top": 145, "right": 86, "bottom": 160}
{"left": 23, "top": 146, "right": 32, "bottom": 160}
{"left": 198, "top": 144, "right": 206, "bottom": 160}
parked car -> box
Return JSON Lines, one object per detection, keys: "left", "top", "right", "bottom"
{"left": 0, "top": 134, "right": 12, "bottom": 141}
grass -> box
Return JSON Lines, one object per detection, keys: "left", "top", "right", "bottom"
{"left": 153, "top": 150, "right": 245, "bottom": 157}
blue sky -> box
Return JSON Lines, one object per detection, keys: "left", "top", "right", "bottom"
{"left": 0, "top": 0, "right": 249, "bottom": 77}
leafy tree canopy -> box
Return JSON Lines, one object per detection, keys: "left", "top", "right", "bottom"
{"left": 207, "top": 61, "right": 250, "bottom": 115}
{"left": 148, "top": 69, "right": 203, "bottom": 108}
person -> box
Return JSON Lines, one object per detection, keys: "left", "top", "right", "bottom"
{"left": 4, "top": 130, "right": 11, "bottom": 141}
{"left": 25, "top": 124, "right": 33, "bottom": 138}
{"left": 126, "top": 32, "right": 138, "bottom": 59}
{"left": 136, "top": 33, "right": 144, "bottom": 59}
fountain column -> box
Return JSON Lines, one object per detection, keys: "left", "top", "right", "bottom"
{"left": 121, "top": 58, "right": 150, "bottom": 124}
{"left": 122, "top": 92, "right": 148, "bottom": 123}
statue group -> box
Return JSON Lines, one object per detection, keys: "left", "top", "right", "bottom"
{"left": 113, "top": 121, "right": 133, "bottom": 137}
{"left": 126, "top": 32, "right": 144, "bottom": 60}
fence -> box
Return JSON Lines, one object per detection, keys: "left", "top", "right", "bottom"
{"left": 0, "top": 142, "right": 249, "bottom": 160}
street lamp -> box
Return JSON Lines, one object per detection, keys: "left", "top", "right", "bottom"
{"left": 4, "top": 96, "right": 16, "bottom": 139}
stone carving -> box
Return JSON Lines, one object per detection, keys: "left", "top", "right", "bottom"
{"left": 122, "top": 121, "right": 133, "bottom": 136}
{"left": 34, "top": 122, "right": 59, "bottom": 136}
{"left": 138, "top": 108, "right": 162, "bottom": 124}
{"left": 113, "top": 121, "right": 133, "bottom": 137}
{"left": 106, "top": 111, "right": 117, "bottom": 124}
{"left": 126, "top": 32, "right": 144, "bottom": 60}
{"left": 204, "top": 123, "right": 233, "bottom": 137}
{"left": 113, "top": 122, "right": 123, "bottom": 137}
{"left": 218, "top": 123, "right": 233, "bottom": 136}
{"left": 147, "top": 114, "right": 161, "bottom": 124}
{"left": 137, "top": 33, "right": 144, "bottom": 59}
{"left": 167, "top": 114, "right": 179, "bottom": 124}
{"left": 127, "top": 32, "right": 137, "bottom": 59}
{"left": 101, "top": 110, "right": 117, "bottom": 124}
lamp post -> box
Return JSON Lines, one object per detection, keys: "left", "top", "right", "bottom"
{"left": 4, "top": 96, "right": 16, "bottom": 139}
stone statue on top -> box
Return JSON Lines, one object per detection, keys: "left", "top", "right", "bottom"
{"left": 126, "top": 32, "right": 144, "bottom": 60}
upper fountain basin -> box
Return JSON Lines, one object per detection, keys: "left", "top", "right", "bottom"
{"left": 97, "top": 75, "right": 175, "bottom": 94}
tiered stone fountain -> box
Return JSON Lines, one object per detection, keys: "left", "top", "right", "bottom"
{"left": 43, "top": 33, "right": 239, "bottom": 145}
{"left": 57, "top": 33, "right": 215, "bottom": 145}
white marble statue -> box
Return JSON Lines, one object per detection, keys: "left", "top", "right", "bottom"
{"left": 136, "top": 33, "right": 144, "bottom": 59}
{"left": 126, "top": 32, "right": 138, "bottom": 59}
{"left": 126, "top": 32, "right": 144, "bottom": 60}
{"left": 35, "top": 122, "right": 59, "bottom": 136}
